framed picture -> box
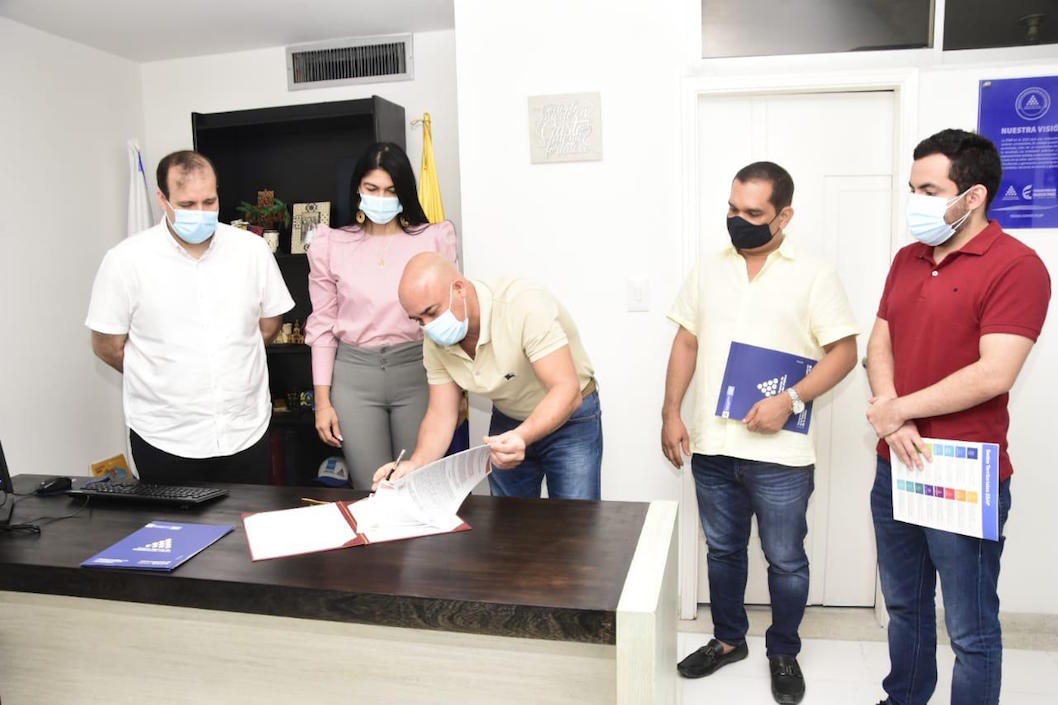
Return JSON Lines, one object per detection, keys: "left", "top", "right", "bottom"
{"left": 291, "top": 202, "right": 331, "bottom": 253}
{"left": 528, "top": 92, "right": 603, "bottom": 164}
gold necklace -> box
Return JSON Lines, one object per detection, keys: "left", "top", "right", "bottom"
{"left": 371, "top": 233, "right": 399, "bottom": 268}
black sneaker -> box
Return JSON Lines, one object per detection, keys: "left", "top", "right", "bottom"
{"left": 677, "top": 638, "right": 748, "bottom": 678}
{"left": 769, "top": 655, "right": 805, "bottom": 704}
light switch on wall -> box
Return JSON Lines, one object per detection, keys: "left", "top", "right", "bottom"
{"left": 626, "top": 275, "right": 650, "bottom": 312}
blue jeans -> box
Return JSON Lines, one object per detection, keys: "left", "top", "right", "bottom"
{"left": 487, "top": 391, "right": 602, "bottom": 500}
{"left": 691, "top": 454, "right": 814, "bottom": 657}
{"left": 872, "top": 458, "right": 1010, "bottom": 705}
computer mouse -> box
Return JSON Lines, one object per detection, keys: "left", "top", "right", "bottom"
{"left": 35, "top": 476, "right": 73, "bottom": 495}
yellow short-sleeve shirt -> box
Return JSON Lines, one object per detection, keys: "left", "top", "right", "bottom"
{"left": 424, "top": 277, "right": 595, "bottom": 420}
{"left": 667, "top": 238, "right": 858, "bottom": 466}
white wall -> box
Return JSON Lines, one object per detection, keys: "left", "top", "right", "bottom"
{"left": 139, "top": 30, "right": 461, "bottom": 231}
{"left": 0, "top": 18, "right": 143, "bottom": 477}
{"left": 453, "top": 0, "right": 687, "bottom": 504}
{"left": 453, "top": 1, "right": 1058, "bottom": 613}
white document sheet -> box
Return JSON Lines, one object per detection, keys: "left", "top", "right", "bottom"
{"left": 345, "top": 502, "right": 462, "bottom": 544}
{"left": 243, "top": 503, "right": 358, "bottom": 561}
{"left": 351, "top": 445, "right": 491, "bottom": 534}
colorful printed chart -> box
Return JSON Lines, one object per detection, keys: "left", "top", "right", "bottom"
{"left": 891, "top": 438, "right": 1000, "bottom": 541}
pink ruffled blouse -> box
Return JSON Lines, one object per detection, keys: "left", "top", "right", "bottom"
{"left": 304, "top": 221, "right": 458, "bottom": 385}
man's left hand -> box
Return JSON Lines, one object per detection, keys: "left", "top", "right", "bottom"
{"left": 744, "top": 394, "right": 792, "bottom": 434}
{"left": 483, "top": 431, "right": 527, "bottom": 469}
{"left": 867, "top": 395, "right": 906, "bottom": 438}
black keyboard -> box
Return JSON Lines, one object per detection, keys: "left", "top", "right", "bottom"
{"left": 67, "top": 482, "right": 229, "bottom": 506}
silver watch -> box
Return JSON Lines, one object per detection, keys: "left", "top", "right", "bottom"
{"left": 786, "top": 388, "right": 806, "bottom": 415}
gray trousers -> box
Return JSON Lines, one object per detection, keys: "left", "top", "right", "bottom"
{"left": 330, "top": 341, "right": 429, "bottom": 490}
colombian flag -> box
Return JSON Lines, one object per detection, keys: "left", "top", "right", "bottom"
{"left": 418, "top": 113, "right": 445, "bottom": 223}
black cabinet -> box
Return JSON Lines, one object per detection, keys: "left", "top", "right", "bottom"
{"left": 192, "top": 97, "right": 407, "bottom": 485}
{"left": 192, "top": 96, "right": 406, "bottom": 236}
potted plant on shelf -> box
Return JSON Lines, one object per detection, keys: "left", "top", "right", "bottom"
{"left": 237, "top": 190, "right": 290, "bottom": 234}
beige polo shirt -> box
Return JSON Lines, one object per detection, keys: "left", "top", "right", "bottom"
{"left": 424, "top": 277, "right": 595, "bottom": 420}
{"left": 668, "top": 237, "right": 858, "bottom": 466}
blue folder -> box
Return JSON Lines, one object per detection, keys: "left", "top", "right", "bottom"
{"left": 82, "top": 521, "right": 233, "bottom": 571}
{"left": 715, "top": 342, "right": 817, "bottom": 434}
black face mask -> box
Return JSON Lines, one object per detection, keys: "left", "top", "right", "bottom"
{"left": 727, "top": 215, "right": 777, "bottom": 250}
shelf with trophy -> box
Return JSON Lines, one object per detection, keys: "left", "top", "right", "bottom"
{"left": 191, "top": 96, "right": 407, "bottom": 485}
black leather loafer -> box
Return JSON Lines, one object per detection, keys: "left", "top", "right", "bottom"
{"left": 769, "top": 655, "right": 805, "bottom": 704}
{"left": 677, "top": 638, "right": 749, "bottom": 678}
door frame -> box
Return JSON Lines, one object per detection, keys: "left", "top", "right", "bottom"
{"left": 676, "top": 68, "right": 919, "bottom": 621}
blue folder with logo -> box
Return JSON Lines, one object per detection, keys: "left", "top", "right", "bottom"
{"left": 715, "top": 341, "right": 817, "bottom": 434}
{"left": 82, "top": 521, "right": 233, "bottom": 571}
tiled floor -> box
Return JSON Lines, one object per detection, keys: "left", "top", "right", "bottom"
{"left": 677, "top": 632, "right": 1057, "bottom": 704}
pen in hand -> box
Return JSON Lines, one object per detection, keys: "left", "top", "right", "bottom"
{"left": 385, "top": 448, "right": 407, "bottom": 482}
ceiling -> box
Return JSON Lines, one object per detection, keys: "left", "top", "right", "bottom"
{"left": 0, "top": 0, "right": 455, "bottom": 62}
{"left": 4, "top": 0, "right": 1050, "bottom": 64}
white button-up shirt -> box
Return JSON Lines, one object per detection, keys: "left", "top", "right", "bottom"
{"left": 86, "top": 222, "right": 294, "bottom": 458}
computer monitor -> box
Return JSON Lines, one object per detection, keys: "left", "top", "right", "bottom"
{"left": 0, "top": 439, "right": 14, "bottom": 525}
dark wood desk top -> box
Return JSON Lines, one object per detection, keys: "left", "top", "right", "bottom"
{"left": 0, "top": 475, "right": 648, "bottom": 644}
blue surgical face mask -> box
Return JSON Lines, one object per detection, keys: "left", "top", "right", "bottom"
{"left": 423, "top": 282, "right": 469, "bottom": 346}
{"left": 906, "top": 189, "right": 972, "bottom": 246}
{"left": 359, "top": 192, "right": 403, "bottom": 225}
{"left": 164, "top": 198, "right": 219, "bottom": 245}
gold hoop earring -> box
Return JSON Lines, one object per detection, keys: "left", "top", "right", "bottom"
{"left": 355, "top": 210, "right": 366, "bottom": 225}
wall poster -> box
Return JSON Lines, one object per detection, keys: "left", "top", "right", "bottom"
{"left": 979, "top": 76, "right": 1058, "bottom": 229}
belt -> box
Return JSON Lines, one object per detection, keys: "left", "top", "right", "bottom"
{"left": 581, "top": 378, "right": 597, "bottom": 399}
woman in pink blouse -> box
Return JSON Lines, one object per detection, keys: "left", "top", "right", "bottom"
{"left": 305, "top": 143, "right": 458, "bottom": 489}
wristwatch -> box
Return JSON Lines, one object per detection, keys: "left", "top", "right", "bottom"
{"left": 786, "top": 388, "right": 806, "bottom": 415}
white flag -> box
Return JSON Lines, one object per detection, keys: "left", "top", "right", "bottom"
{"left": 127, "top": 139, "right": 153, "bottom": 236}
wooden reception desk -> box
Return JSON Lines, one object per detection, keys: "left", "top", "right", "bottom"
{"left": 0, "top": 475, "right": 677, "bottom": 705}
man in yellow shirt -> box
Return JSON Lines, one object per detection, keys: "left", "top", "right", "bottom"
{"left": 662, "top": 162, "right": 858, "bottom": 704}
{"left": 375, "top": 253, "right": 601, "bottom": 499}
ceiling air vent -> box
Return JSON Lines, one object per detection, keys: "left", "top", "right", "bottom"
{"left": 286, "top": 34, "right": 413, "bottom": 90}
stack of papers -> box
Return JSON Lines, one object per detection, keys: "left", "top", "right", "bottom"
{"left": 243, "top": 445, "right": 491, "bottom": 561}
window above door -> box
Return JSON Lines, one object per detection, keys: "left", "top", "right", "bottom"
{"left": 700, "top": 0, "right": 1056, "bottom": 58}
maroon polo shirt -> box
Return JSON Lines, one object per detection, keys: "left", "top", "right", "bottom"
{"left": 877, "top": 220, "right": 1051, "bottom": 480}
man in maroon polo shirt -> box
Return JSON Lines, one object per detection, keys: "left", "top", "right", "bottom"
{"left": 865, "top": 129, "right": 1050, "bottom": 705}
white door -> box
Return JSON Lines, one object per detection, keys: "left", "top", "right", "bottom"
{"left": 691, "top": 91, "right": 895, "bottom": 608}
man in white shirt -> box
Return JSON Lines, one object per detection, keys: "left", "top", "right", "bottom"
{"left": 86, "top": 151, "right": 294, "bottom": 484}
{"left": 662, "top": 162, "right": 858, "bottom": 705}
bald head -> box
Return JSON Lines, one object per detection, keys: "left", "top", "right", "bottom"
{"left": 399, "top": 252, "right": 465, "bottom": 325}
